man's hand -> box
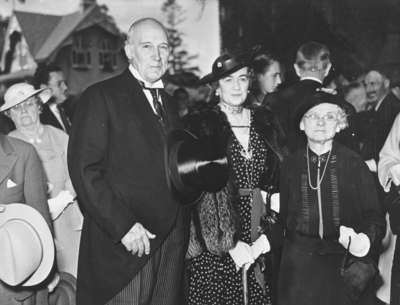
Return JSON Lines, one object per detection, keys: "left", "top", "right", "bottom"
{"left": 121, "top": 223, "right": 156, "bottom": 257}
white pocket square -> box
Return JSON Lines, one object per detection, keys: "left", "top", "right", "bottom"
{"left": 6, "top": 179, "right": 17, "bottom": 188}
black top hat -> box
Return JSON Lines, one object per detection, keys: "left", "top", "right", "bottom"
{"left": 294, "top": 90, "right": 346, "bottom": 128}
{"left": 167, "top": 129, "right": 228, "bottom": 205}
{"left": 199, "top": 52, "right": 251, "bottom": 85}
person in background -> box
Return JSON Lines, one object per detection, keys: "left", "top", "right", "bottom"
{"left": 362, "top": 69, "right": 400, "bottom": 173}
{"left": 33, "top": 64, "right": 72, "bottom": 134}
{"left": 0, "top": 84, "right": 56, "bottom": 304}
{"left": 264, "top": 41, "right": 332, "bottom": 153}
{"left": 184, "top": 52, "right": 286, "bottom": 305}
{"left": 378, "top": 112, "right": 400, "bottom": 305}
{"left": 248, "top": 51, "right": 282, "bottom": 108}
{"left": 278, "top": 91, "right": 384, "bottom": 305}
{"left": 4, "top": 82, "right": 82, "bottom": 278}
{"left": 344, "top": 81, "right": 369, "bottom": 113}
{"left": 68, "top": 18, "right": 186, "bottom": 305}
{"left": 174, "top": 87, "right": 190, "bottom": 117}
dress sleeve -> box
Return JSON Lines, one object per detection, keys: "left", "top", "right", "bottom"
{"left": 378, "top": 113, "right": 400, "bottom": 192}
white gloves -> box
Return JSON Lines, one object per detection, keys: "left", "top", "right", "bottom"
{"left": 389, "top": 164, "right": 400, "bottom": 186}
{"left": 229, "top": 241, "right": 254, "bottom": 271}
{"left": 365, "top": 159, "right": 377, "bottom": 173}
{"left": 229, "top": 236, "right": 271, "bottom": 271}
{"left": 338, "top": 225, "right": 370, "bottom": 257}
{"left": 250, "top": 234, "right": 271, "bottom": 259}
{"left": 48, "top": 190, "right": 74, "bottom": 220}
{"left": 260, "top": 191, "right": 280, "bottom": 213}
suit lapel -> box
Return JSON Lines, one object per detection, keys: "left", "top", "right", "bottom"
{"left": 0, "top": 135, "right": 17, "bottom": 185}
{"left": 117, "top": 70, "right": 166, "bottom": 151}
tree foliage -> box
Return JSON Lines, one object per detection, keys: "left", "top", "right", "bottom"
{"left": 162, "top": 0, "right": 199, "bottom": 75}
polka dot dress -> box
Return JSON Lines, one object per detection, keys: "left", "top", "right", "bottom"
{"left": 188, "top": 112, "right": 272, "bottom": 305}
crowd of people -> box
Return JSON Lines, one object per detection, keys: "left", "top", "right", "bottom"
{"left": 1, "top": 16, "right": 400, "bottom": 305}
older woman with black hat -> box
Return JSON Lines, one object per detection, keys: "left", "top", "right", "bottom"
{"left": 183, "top": 52, "right": 286, "bottom": 305}
{"left": 278, "top": 91, "right": 385, "bottom": 305}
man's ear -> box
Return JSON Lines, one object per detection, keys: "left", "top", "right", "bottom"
{"left": 299, "top": 120, "right": 305, "bottom": 131}
{"left": 294, "top": 64, "right": 301, "bottom": 78}
{"left": 384, "top": 78, "right": 390, "bottom": 90}
{"left": 324, "top": 62, "right": 332, "bottom": 78}
{"left": 124, "top": 43, "right": 132, "bottom": 60}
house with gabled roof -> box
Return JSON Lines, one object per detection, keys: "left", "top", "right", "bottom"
{"left": 0, "top": 0, "right": 127, "bottom": 96}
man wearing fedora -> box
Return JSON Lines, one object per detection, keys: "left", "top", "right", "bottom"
{"left": 68, "top": 18, "right": 187, "bottom": 305}
{"left": 0, "top": 84, "right": 55, "bottom": 304}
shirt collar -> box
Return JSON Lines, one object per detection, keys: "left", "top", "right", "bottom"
{"left": 129, "top": 65, "right": 164, "bottom": 89}
{"left": 374, "top": 93, "right": 388, "bottom": 111}
{"left": 300, "top": 76, "right": 323, "bottom": 84}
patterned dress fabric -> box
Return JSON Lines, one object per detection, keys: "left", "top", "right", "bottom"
{"left": 188, "top": 115, "right": 272, "bottom": 305}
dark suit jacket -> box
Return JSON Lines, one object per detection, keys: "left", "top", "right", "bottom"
{"left": 68, "top": 69, "right": 182, "bottom": 305}
{"left": 40, "top": 100, "right": 71, "bottom": 133}
{"left": 264, "top": 79, "right": 322, "bottom": 153}
{"left": 0, "top": 134, "right": 52, "bottom": 303}
{"left": 359, "top": 92, "right": 400, "bottom": 162}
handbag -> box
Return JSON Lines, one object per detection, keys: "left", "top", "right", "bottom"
{"left": 340, "top": 237, "right": 380, "bottom": 301}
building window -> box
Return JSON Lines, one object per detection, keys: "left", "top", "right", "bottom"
{"left": 72, "top": 34, "right": 91, "bottom": 69}
{"left": 99, "top": 39, "right": 117, "bottom": 72}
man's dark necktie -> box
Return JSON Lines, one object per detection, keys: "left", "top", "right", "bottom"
{"left": 57, "top": 105, "right": 71, "bottom": 134}
{"left": 140, "top": 82, "right": 165, "bottom": 124}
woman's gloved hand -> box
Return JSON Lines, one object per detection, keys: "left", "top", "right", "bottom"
{"left": 229, "top": 241, "right": 254, "bottom": 271}
{"left": 338, "top": 225, "right": 370, "bottom": 257}
{"left": 250, "top": 234, "right": 271, "bottom": 260}
{"left": 48, "top": 190, "right": 74, "bottom": 220}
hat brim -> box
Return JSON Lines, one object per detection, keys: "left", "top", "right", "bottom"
{"left": 167, "top": 130, "right": 204, "bottom": 205}
{"left": 0, "top": 88, "right": 51, "bottom": 112}
{"left": 198, "top": 60, "right": 249, "bottom": 85}
{"left": 294, "top": 92, "right": 345, "bottom": 128}
{"left": 0, "top": 203, "right": 55, "bottom": 286}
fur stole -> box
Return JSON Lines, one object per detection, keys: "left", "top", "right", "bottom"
{"left": 184, "top": 102, "right": 287, "bottom": 258}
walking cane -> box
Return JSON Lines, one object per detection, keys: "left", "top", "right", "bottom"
{"left": 242, "top": 267, "right": 248, "bottom": 305}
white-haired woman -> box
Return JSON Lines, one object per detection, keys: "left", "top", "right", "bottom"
{"left": 278, "top": 91, "right": 385, "bottom": 305}
{"left": 3, "top": 82, "right": 82, "bottom": 277}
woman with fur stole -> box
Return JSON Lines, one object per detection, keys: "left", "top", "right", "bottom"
{"left": 184, "top": 53, "right": 286, "bottom": 305}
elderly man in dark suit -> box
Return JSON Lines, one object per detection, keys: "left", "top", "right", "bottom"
{"left": 68, "top": 18, "right": 187, "bottom": 305}
{"left": 362, "top": 70, "right": 400, "bottom": 172}
{"left": 264, "top": 41, "right": 332, "bottom": 153}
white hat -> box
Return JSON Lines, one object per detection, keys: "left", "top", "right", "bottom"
{"left": 0, "top": 83, "right": 51, "bottom": 112}
{"left": 0, "top": 203, "right": 55, "bottom": 286}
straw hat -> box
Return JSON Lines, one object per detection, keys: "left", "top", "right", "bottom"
{"left": 0, "top": 83, "right": 51, "bottom": 112}
{"left": 0, "top": 203, "right": 54, "bottom": 286}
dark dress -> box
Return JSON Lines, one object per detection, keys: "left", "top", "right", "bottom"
{"left": 278, "top": 142, "right": 385, "bottom": 305}
{"left": 187, "top": 113, "right": 272, "bottom": 305}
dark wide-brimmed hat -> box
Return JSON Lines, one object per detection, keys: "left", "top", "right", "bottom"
{"left": 199, "top": 52, "right": 251, "bottom": 85}
{"left": 294, "top": 90, "right": 346, "bottom": 128}
{"left": 167, "top": 129, "right": 228, "bottom": 205}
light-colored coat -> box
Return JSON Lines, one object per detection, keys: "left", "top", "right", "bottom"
{"left": 0, "top": 134, "right": 52, "bottom": 304}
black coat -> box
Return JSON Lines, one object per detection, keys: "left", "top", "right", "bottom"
{"left": 68, "top": 69, "right": 183, "bottom": 305}
{"left": 358, "top": 92, "right": 400, "bottom": 162}
{"left": 40, "top": 100, "right": 72, "bottom": 133}
{"left": 279, "top": 142, "right": 385, "bottom": 305}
